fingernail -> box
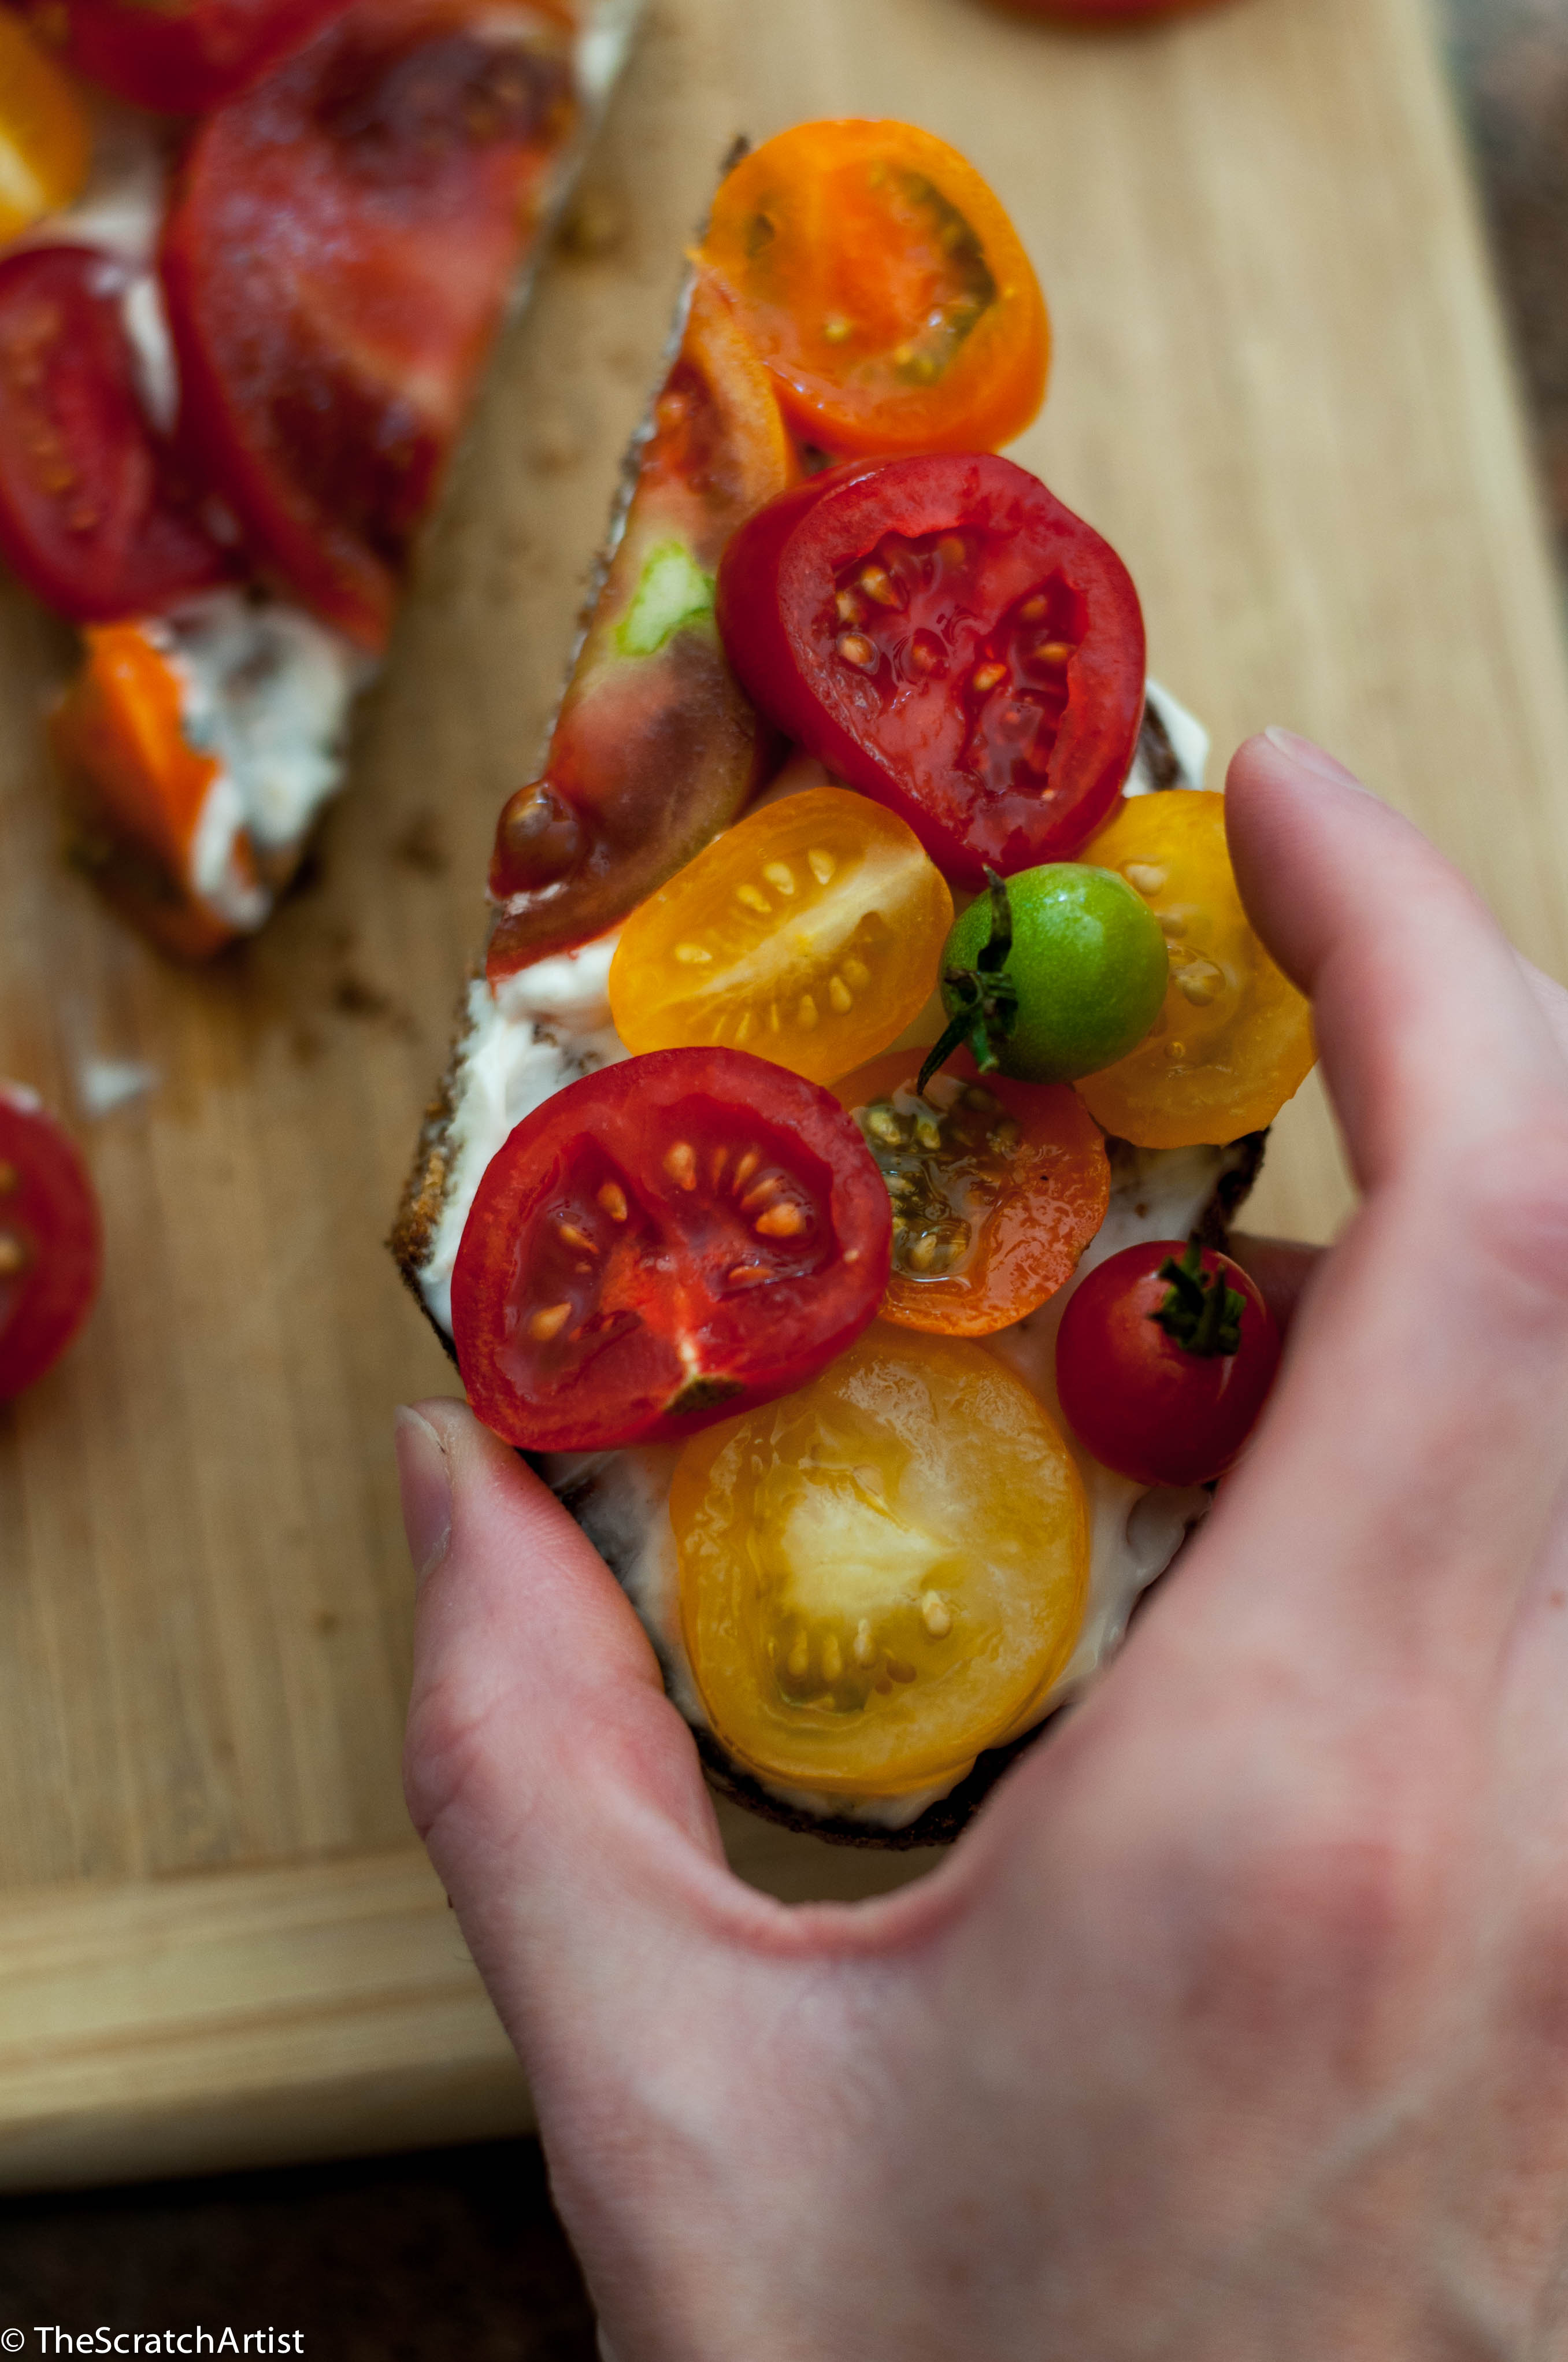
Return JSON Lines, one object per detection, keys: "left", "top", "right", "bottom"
{"left": 395, "top": 1406, "right": 451, "bottom": 1592}
{"left": 1262, "top": 725, "right": 1372, "bottom": 793}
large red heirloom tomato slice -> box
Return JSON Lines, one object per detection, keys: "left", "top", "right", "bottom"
{"left": 0, "top": 1086, "right": 102, "bottom": 1401}
{"left": 487, "top": 269, "right": 795, "bottom": 978}
{"left": 0, "top": 246, "right": 232, "bottom": 624}
{"left": 161, "top": 0, "right": 579, "bottom": 649}
{"left": 451, "top": 1047, "right": 892, "bottom": 1454}
{"left": 717, "top": 453, "right": 1146, "bottom": 885}
{"left": 32, "top": 0, "right": 354, "bottom": 112}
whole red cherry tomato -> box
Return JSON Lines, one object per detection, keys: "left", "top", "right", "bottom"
{"left": 0, "top": 1086, "right": 102, "bottom": 1401}
{"left": 1054, "top": 1238, "right": 1280, "bottom": 1486}
{"left": 161, "top": 0, "right": 578, "bottom": 649}
{"left": 25, "top": 0, "right": 354, "bottom": 112}
{"left": 451, "top": 1047, "right": 892, "bottom": 1454}
{"left": 0, "top": 247, "right": 232, "bottom": 625}
{"left": 716, "top": 453, "right": 1146, "bottom": 886}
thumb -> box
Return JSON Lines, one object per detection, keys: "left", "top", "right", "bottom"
{"left": 396, "top": 1398, "right": 737, "bottom": 2058}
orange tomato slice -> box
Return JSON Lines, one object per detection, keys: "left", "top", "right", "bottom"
{"left": 835, "top": 1049, "right": 1109, "bottom": 1335}
{"left": 50, "top": 624, "right": 256, "bottom": 960}
{"left": 0, "top": 14, "right": 90, "bottom": 244}
{"left": 606, "top": 786, "right": 953, "bottom": 1087}
{"left": 698, "top": 119, "right": 1049, "bottom": 459}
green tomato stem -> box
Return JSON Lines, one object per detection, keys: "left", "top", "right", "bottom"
{"left": 916, "top": 870, "right": 1019, "bottom": 1097}
{"left": 1150, "top": 1242, "right": 1245, "bottom": 1358}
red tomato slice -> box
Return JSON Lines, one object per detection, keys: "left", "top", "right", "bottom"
{"left": 486, "top": 269, "right": 795, "bottom": 978}
{"left": 160, "top": 0, "right": 579, "bottom": 649}
{"left": 1054, "top": 1238, "right": 1280, "bottom": 1486}
{"left": 39, "top": 0, "right": 355, "bottom": 112}
{"left": 716, "top": 453, "right": 1146, "bottom": 886}
{"left": 0, "top": 1086, "right": 102, "bottom": 1401}
{"left": 0, "top": 246, "right": 232, "bottom": 625}
{"left": 451, "top": 1047, "right": 892, "bottom": 1454}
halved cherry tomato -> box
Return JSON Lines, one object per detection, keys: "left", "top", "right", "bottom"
{"left": 670, "top": 1322, "right": 1087, "bottom": 1797}
{"left": 0, "top": 246, "right": 232, "bottom": 625}
{"left": 0, "top": 13, "right": 91, "bottom": 241}
{"left": 49, "top": 622, "right": 264, "bottom": 960}
{"left": 29, "top": 0, "right": 354, "bottom": 112}
{"left": 717, "top": 454, "right": 1146, "bottom": 886}
{"left": 1055, "top": 1238, "right": 1280, "bottom": 1486}
{"left": 834, "top": 1048, "right": 1107, "bottom": 1335}
{"left": 1076, "top": 790, "right": 1315, "bottom": 1146}
{"left": 698, "top": 120, "right": 1048, "bottom": 460}
{"left": 451, "top": 1046, "right": 892, "bottom": 1454}
{"left": 606, "top": 787, "right": 953, "bottom": 1087}
{"left": 0, "top": 1086, "right": 102, "bottom": 1401}
{"left": 487, "top": 269, "right": 795, "bottom": 977}
{"left": 161, "top": 0, "right": 579, "bottom": 649}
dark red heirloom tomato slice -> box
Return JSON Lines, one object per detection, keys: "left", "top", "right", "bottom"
{"left": 0, "top": 1086, "right": 103, "bottom": 1402}
{"left": 37, "top": 0, "right": 354, "bottom": 112}
{"left": 451, "top": 1047, "right": 892, "bottom": 1454}
{"left": 486, "top": 269, "right": 794, "bottom": 978}
{"left": 1054, "top": 1239, "right": 1280, "bottom": 1487}
{"left": 0, "top": 246, "right": 232, "bottom": 625}
{"left": 716, "top": 453, "right": 1146, "bottom": 886}
{"left": 160, "top": 0, "right": 577, "bottom": 649}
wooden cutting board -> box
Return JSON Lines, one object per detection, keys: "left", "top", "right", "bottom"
{"left": 2, "top": 0, "right": 1565, "bottom": 2190}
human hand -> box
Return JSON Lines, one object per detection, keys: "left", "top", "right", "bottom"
{"left": 397, "top": 727, "right": 1568, "bottom": 2360}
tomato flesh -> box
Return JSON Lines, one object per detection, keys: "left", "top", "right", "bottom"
{"left": 698, "top": 119, "right": 1048, "bottom": 459}
{"left": 0, "top": 13, "right": 91, "bottom": 242}
{"left": 606, "top": 787, "right": 953, "bottom": 1088}
{"left": 451, "top": 1047, "right": 892, "bottom": 1454}
{"left": 0, "top": 246, "right": 232, "bottom": 625}
{"left": 40, "top": 0, "right": 355, "bottom": 111}
{"left": 161, "top": 0, "right": 578, "bottom": 648}
{"left": 835, "top": 1049, "right": 1108, "bottom": 1335}
{"left": 671, "top": 1323, "right": 1087, "bottom": 1797}
{"left": 487, "top": 270, "right": 795, "bottom": 977}
{"left": 0, "top": 1087, "right": 102, "bottom": 1401}
{"left": 1076, "top": 790, "right": 1316, "bottom": 1146}
{"left": 1055, "top": 1239, "right": 1280, "bottom": 1486}
{"left": 717, "top": 454, "right": 1146, "bottom": 886}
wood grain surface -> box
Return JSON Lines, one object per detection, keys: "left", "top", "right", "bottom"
{"left": 2, "top": 0, "right": 1566, "bottom": 2186}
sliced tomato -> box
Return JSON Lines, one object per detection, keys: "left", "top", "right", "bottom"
{"left": 487, "top": 269, "right": 795, "bottom": 976}
{"left": 717, "top": 453, "right": 1146, "bottom": 886}
{"left": 698, "top": 119, "right": 1048, "bottom": 460}
{"left": 451, "top": 1047, "right": 892, "bottom": 1454}
{"left": 160, "top": 0, "right": 579, "bottom": 649}
{"left": 0, "top": 246, "right": 232, "bottom": 625}
{"left": 0, "top": 12, "right": 91, "bottom": 242}
{"left": 834, "top": 1049, "right": 1108, "bottom": 1335}
{"left": 605, "top": 787, "right": 952, "bottom": 1087}
{"left": 1055, "top": 1239, "right": 1280, "bottom": 1486}
{"left": 34, "top": 0, "right": 355, "bottom": 112}
{"left": 0, "top": 1086, "right": 102, "bottom": 1401}
{"left": 670, "top": 1324, "right": 1087, "bottom": 1796}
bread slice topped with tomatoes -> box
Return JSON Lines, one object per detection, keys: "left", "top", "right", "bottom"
{"left": 393, "top": 119, "right": 1315, "bottom": 1846}
{"left": 0, "top": 0, "right": 637, "bottom": 956}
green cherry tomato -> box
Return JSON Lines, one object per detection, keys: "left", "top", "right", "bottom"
{"left": 935, "top": 863, "right": 1168, "bottom": 1086}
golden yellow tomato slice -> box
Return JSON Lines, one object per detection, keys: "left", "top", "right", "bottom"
{"left": 671, "top": 1324, "right": 1087, "bottom": 1798}
{"left": 1076, "top": 791, "right": 1315, "bottom": 1147}
{"left": 607, "top": 786, "right": 954, "bottom": 1086}
{"left": 0, "top": 15, "right": 90, "bottom": 243}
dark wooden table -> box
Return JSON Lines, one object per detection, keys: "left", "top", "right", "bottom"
{"left": 1, "top": 0, "right": 1562, "bottom": 2349}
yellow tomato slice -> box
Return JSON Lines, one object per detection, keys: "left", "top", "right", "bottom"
{"left": 607, "top": 786, "right": 954, "bottom": 1086}
{"left": 671, "top": 1324, "right": 1087, "bottom": 1798}
{"left": 1076, "top": 791, "right": 1316, "bottom": 1148}
{"left": 0, "top": 16, "right": 90, "bottom": 243}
